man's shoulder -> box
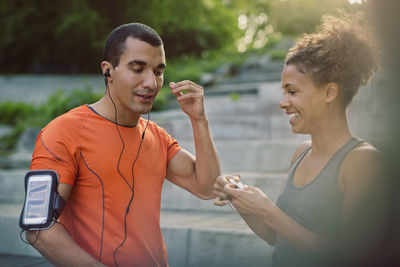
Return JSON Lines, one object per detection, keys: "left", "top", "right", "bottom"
{"left": 42, "top": 105, "right": 90, "bottom": 137}
{"left": 46, "top": 105, "right": 90, "bottom": 127}
{"left": 140, "top": 118, "right": 167, "bottom": 135}
{"left": 139, "top": 118, "right": 178, "bottom": 145}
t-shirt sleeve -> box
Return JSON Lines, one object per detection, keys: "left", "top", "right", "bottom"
{"left": 166, "top": 136, "right": 182, "bottom": 165}
{"left": 153, "top": 123, "right": 182, "bottom": 165}
{"left": 30, "top": 123, "right": 78, "bottom": 186}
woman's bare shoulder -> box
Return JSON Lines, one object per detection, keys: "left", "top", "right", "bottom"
{"left": 339, "top": 141, "right": 384, "bottom": 191}
{"left": 289, "top": 140, "right": 312, "bottom": 167}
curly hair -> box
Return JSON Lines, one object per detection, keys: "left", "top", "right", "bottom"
{"left": 285, "top": 13, "right": 378, "bottom": 106}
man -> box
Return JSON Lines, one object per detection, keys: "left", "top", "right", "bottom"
{"left": 27, "top": 23, "right": 220, "bottom": 266}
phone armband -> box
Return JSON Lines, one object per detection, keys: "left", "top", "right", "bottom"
{"left": 19, "top": 170, "right": 65, "bottom": 230}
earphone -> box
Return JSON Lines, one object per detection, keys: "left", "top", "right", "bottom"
{"left": 104, "top": 69, "right": 110, "bottom": 87}
{"left": 103, "top": 67, "right": 150, "bottom": 266}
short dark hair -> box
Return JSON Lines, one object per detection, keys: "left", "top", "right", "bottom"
{"left": 285, "top": 13, "right": 378, "bottom": 106}
{"left": 103, "top": 23, "right": 163, "bottom": 68}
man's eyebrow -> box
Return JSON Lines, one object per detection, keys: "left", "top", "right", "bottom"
{"left": 127, "top": 60, "right": 166, "bottom": 69}
{"left": 127, "top": 60, "right": 146, "bottom": 66}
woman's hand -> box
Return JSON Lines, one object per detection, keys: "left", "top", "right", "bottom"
{"left": 213, "top": 174, "right": 274, "bottom": 217}
{"left": 213, "top": 174, "right": 244, "bottom": 206}
{"left": 230, "top": 186, "right": 273, "bottom": 217}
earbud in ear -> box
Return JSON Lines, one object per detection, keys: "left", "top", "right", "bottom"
{"left": 104, "top": 69, "right": 110, "bottom": 77}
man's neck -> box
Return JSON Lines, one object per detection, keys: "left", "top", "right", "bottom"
{"left": 90, "top": 97, "right": 140, "bottom": 127}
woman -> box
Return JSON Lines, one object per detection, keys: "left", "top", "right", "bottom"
{"left": 214, "top": 14, "right": 384, "bottom": 267}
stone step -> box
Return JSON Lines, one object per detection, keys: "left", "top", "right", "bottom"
{"left": 0, "top": 169, "right": 25, "bottom": 204}
{"left": 181, "top": 139, "right": 302, "bottom": 173}
{"left": 0, "top": 204, "right": 273, "bottom": 267}
{"left": 0, "top": 169, "right": 287, "bottom": 213}
{"left": 161, "top": 210, "right": 273, "bottom": 267}
{"left": 0, "top": 137, "right": 303, "bottom": 174}
{"left": 153, "top": 111, "right": 303, "bottom": 141}
{"left": 161, "top": 172, "right": 286, "bottom": 212}
{"left": 0, "top": 253, "right": 52, "bottom": 267}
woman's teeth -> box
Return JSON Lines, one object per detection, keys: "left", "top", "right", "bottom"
{"left": 289, "top": 113, "right": 299, "bottom": 120}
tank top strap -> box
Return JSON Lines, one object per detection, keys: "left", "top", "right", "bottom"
{"left": 324, "top": 137, "right": 364, "bottom": 171}
{"left": 287, "top": 137, "right": 364, "bottom": 184}
{"left": 287, "top": 145, "right": 312, "bottom": 183}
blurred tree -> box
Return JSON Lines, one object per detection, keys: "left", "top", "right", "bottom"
{"left": 269, "top": 0, "right": 366, "bottom": 36}
{"left": 221, "top": 0, "right": 276, "bottom": 52}
{"left": 0, "top": 0, "right": 367, "bottom": 73}
{"left": 0, "top": 0, "right": 237, "bottom": 73}
{"left": 0, "top": 0, "right": 108, "bottom": 73}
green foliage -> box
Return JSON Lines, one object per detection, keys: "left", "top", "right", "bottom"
{"left": 269, "top": 0, "right": 366, "bottom": 36}
{"left": 229, "top": 92, "right": 241, "bottom": 102}
{"left": 0, "top": 86, "right": 102, "bottom": 152}
{"left": 0, "top": 0, "right": 238, "bottom": 73}
{"left": 38, "top": 86, "right": 102, "bottom": 121}
{"left": 0, "top": 126, "right": 24, "bottom": 153}
{"left": 152, "top": 87, "right": 169, "bottom": 111}
{"left": 165, "top": 49, "right": 247, "bottom": 84}
{"left": 0, "top": 0, "right": 108, "bottom": 73}
{"left": 0, "top": 101, "right": 35, "bottom": 125}
{"left": 270, "top": 49, "right": 287, "bottom": 61}
{"left": 129, "top": 0, "right": 238, "bottom": 58}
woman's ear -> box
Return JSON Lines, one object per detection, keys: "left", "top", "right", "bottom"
{"left": 324, "top": 82, "right": 339, "bottom": 103}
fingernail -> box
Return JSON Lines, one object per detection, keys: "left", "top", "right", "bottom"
{"left": 169, "top": 82, "right": 176, "bottom": 88}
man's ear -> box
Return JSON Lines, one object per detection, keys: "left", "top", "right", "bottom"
{"left": 101, "top": 61, "right": 113, "bottom": 77}
{"left": 324, "top": 82, "right": 339, "bottom": 103}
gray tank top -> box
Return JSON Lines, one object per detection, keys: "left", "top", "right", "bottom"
{"left": 272, "top": 137, "right": 363, "bottom": 267}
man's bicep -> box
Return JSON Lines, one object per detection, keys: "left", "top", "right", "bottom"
{"left": 166, "top": 149, "right": 196, "bottom": 191}
{"left": 58, "top": 183, "right": 72, "bottom": 202}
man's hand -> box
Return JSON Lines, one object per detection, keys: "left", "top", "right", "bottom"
{"left": 170, "top": 80, "right": 205, "bottom": 121}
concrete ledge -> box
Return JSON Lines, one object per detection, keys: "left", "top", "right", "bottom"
{"left": 184, "top": 228, "right": 272, "bottom": 267}
{"left": 2, "top": 169, "right": 286, "bottom": 212}
{"left": 0, "top": 204, "right": 41, "bottom": 257}
{"left": 161, "top": 211, "right": 273, "bottom": 267}
{"left": 161, "top": 172, "right": 286, "bottom": 212}
{"left": 0, "top": 206, "right": 274, "bottom": 267}
{"left": 0, "top": 169, "right": 26, "bottom": 204}
{"left": 179, "top": 139, "right": 301, "bottom": 173}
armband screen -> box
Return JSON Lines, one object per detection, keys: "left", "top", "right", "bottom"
{"left": 19, "top": 170, "right": 65, "bottom": 230}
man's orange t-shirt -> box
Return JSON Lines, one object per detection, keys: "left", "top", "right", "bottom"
{"left": 30, "top": 105, "right": 181, "bottom": 267}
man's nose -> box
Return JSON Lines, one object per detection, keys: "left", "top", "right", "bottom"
{"left": 143, "top": 71, "right": 157, "bottom": 90}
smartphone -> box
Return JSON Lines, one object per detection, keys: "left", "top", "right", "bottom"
{"left": 228, "top": 177, "right": 245, "bottom": 190}
{"left": 20, "top": 170, "right": 58, "bottom": 230}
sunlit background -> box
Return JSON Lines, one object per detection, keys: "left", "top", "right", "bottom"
{"left": 0, "top": 0, "right": 399, "bottom": 266}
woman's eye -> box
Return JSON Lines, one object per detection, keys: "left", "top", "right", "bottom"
{"left": 288, "top": 90, "right": 297, "bottom": 95}
{"left": 133, "top": 69, "right": 143, "bottom": 73}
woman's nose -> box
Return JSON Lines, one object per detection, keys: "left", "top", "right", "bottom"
{"left": 279, "top": 94, "right": 289, "bottom": 109}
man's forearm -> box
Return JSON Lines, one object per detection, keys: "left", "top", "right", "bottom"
{"left": 27, "top": 223, "right": 105, "bottom": 267}
{"left": 191, "top": 117, "right": 221, "bottom": 198}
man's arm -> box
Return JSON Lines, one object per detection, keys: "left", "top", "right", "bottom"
{"left": 26, "top": 183, "right": 106, "bottom": 267}
{"left": 166, "top": 80, "right": 221, "bottom": 199}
